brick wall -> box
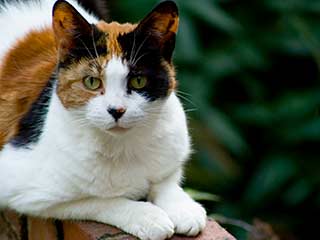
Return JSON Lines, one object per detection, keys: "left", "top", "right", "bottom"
{"left": 0, "top": 211, "right": 236, "bottom": 240}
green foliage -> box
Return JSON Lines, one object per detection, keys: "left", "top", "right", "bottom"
{"left": 108, "top": 1, "right": 320, "bottom": 239}
{"left": 185, "top": 188, "right": 221, "bottom": 202}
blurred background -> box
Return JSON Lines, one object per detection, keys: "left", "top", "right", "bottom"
{"left": 110, "top": 0, "right": 318, "bottom": 239}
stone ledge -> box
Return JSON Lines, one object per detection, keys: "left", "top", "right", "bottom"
{"left": 0, "top": 211, "right": 236, "bottom": 240}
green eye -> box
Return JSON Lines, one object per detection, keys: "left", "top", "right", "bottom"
{"left": 83, "top": 76, "right": 102, "bottom": 90}
{"left": 130, "top": 76, "right": 147, "bottom": 89}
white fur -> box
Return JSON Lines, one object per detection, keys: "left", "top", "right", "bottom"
{"left": 86, "top": 57, "right": 153, "bottom": 132}
{"left": 0, "top": 1, "right": 206, "bottom": 239}
{"left": 0, "top": 0, "right": 97, "bottom": 60}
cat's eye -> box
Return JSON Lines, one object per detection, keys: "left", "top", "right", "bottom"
{"left": 129, "top": 76, "right": 148, "bottom": 90}
{"left": 83, "top": 76, "right": 102, "bottom": 91}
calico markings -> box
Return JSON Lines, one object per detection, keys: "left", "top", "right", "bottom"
{"left": 0, "top": 2, "right": 208, "bottom": 239}
{"left": 53, "top": 0, "right": 179, "bottom": 106}
{"left": 1, "top": 0, "right": 180, "bottom": 147}
{"left": 0, "top": 27, "right": 57, "bottom": 147}
{"left": 10, "top": 74, "right": 56, "bottom": 147}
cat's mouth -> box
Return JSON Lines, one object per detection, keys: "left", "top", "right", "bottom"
{"left": 107, "top": 126, "right": 131, "bottom": 134}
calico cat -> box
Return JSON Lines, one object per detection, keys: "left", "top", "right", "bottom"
{"left": 0, "top": 0, "right": 206, "bottom": 239}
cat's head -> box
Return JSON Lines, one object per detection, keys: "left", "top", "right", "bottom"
{"left": 52, "top": 0, "right": 179, "bottom": 135}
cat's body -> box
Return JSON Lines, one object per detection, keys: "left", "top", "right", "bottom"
{"left": 0, "top": 1, "right": 206, "bottom": 239}
{"left": 0, "top": 92, "right": 188, "bottom": 205}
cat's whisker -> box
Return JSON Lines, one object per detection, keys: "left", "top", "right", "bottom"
{"left": 143, "top": 107, "right": 163, "bottom": 113}
{"left": 132, "top": 52, "right": 150, "bottom": 66}
{"left": 176, "top": 90, "right": 193, "bottom": 97}
{"left": 129, "top": 31, "right": 137, "bottom": 64}
{"left": 91, "top": 29, "right": 100, "bottom": 61}
{"left": 184, "top": 108, "right": 198, "bottom": 113}
{"left": 71, "top": 120, "right": 90, "bottom": 128}
{"left": 91, "top": 31, "right": 98, "bottom": 59}
{"left": 144, "top": 109, "right": 163, "bottom": 114}
{"left": 77, "top": 37, "right": 101, "bottom": 69}
{"left": 131, "top": 34, "right": 149, "bottom": 66}
{"left": 176, "top": 93, "right": 197, "bottom": 107}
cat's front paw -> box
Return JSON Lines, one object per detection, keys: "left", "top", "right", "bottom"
{"left": 124, "top": 203, "right": 174, "bottom": 240}
{"left": 163, "top": 200, "right": 207, "bottom": 236}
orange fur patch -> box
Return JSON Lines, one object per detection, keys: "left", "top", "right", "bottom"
{"left": 144, "top": 12, "right": 179, "bottom": 44}
{"left": 0, "top": 28, "right": 57, "bottom": 147}
{"left": 97, "top": 21, "right": 137, "bottom": 57}
{"left": 161, "top": 60, "right": 177, "bottom": 92}
{"left": 57, "top": 58, "right": 106, "bottom": 108}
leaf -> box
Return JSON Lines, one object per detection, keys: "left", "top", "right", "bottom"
{"left": 181, "top": 0, "right": 242, "bottom": 35}
{"left": 199, "top": 105, "right": 248, "bottom": 155}
{"left": 243, "top": 155, "right": 297, "bottom": 205}
{"left": 185, "top": 188, "right": 221, "bottom": 202}
{"left": 233, "top": 104, "right": 274, "bottom": 126}
{"left": 265, "top": 0, "right": 320, "bottom": 13}
{"left": 282, "top": 118, "right": 320, "bottom": 142}
{"left": 202, "top": 50, "right": 241, "bottom": 79}
{"left": 283, "top": 179, "right": 312, "bottom": 206}
{"left": 175, "top": 14, "right": 202, "bottom": 63}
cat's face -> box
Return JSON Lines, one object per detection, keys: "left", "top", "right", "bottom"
{"left": 52, "top": 1, "right": 178, "bottom": 134}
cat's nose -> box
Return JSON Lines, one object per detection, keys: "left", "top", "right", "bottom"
{"left": 107, "top": 107, "right": 126, "bottom": 121}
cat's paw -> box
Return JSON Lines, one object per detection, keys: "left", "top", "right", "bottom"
{"left": 124, "top": 203, "right": 174, "bottom": 240}
{"left": 163, "top": 200, "right": 207, "bottom": 236}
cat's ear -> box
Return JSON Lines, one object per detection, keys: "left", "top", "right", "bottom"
{"left": 52, "top": 0, "right": 92, "bottom": 59}
{"left": 136, "top": 1, "right": 179, "bottom": 61}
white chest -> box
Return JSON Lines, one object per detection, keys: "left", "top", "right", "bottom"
{"left": 22, "top": 93, "right": 190, "bottom": 202}
{"left": 40, "top": 132, "right": 183, "bottom": 201}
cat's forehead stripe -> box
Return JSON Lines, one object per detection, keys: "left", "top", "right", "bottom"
{"left": 106, "top": 57, "right": 129, "bottom": 82}
{"left": 97, "top": 21, "right": 137, "bottom": 58}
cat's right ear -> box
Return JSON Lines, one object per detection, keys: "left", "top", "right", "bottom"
{"left": 52, "top": 0, "right": 92, "bottom": 60}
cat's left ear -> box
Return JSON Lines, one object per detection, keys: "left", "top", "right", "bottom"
{"left": 136, "top": 1, "right": 179, "bottom": 61}
{"left": 52, "top": 0, "right": 92, "bottom": 59}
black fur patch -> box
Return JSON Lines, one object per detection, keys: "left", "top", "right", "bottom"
{"left": 75, "top": 0, "right": 109, "bottom": 21}
{"left": 58, "top": 25, "right": 107, "bottom": 69}
{"left": 118, "top": 31, "right": 171, "bottom": 101}
{"left": 9, "top": 74, "right": 56, "bottom": 148}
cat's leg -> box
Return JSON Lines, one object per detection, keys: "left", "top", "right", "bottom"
{"left": 0, "top": 153, "right": 172, "bottom": 240}
{"left": 14, "top": 197, "right": 174, "bottom": 240}
{"left": 149, "top": 172, "right": 207, "bottom": 236}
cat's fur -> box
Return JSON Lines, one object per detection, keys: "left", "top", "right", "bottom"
{"left": 0, "top": 0, "right": 206, "bottom": 239}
